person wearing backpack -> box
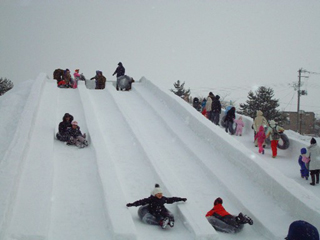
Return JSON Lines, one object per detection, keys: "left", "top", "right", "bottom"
{"left": 266, "top": 120, "right": 284, "bottom": 158}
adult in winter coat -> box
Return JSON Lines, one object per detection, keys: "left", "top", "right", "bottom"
{"left": 126, "top": 184, "right": 187, "bottom": 229}
{"left": 90, "top": 71, "right": 106, "bottom": 89}
{"left": 205, "top": 92, "right": 215, "bottom": 122}
{"left": 224, "top": 107, "right": 236, "bottom": 134}
{"left": 211, "top": 95, "right": 222, "bottom": 125}
{"left": 113, "top": 62, "right": 125, "bottom": 78}
{"left": 63, "top": 69, "right": 72, "bottom": 87}
{"left": 266, "top": 120, "right": 284, "bottom": 158}
{"left": 234, "top": 116, "right": 244, "bottom": 136}
{"left": 285, "top": 220, "right": 319, "bottom": 240}
{"left": 56, "top": 113, "right": 74, "bottom": 141}
{"left": 53, "top": 69, "right": 64, "bottom": 85}
{"left": 66, "top": 121, "right": 88, "bottom": 148}
{"left": 206, "top": 197, "right": 253, "bottom": 234}
{"left": 253, "top": 110, "right": 268, "bottom": 146}
{"left": 255, "top": 125, "right": 266, "bottom": 154}
{"left": 298, "top": 148, "right": 309, "bottom": 180}
{"left": 305, "top": 138, "right": 320, "bottom": 186}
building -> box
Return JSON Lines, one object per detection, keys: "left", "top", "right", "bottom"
{"left": 282, "top": 111, "right": 315, "bottom": 135}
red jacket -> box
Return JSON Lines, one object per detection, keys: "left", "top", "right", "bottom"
{"left": 206, "top": 204, "right": 230, "bottom": 217}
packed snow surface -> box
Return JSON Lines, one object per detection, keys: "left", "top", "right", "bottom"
{"left": 0, "top": 74, "right": 319, "bottom": 240}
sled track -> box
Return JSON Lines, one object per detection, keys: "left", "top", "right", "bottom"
{"left": 1, "top": 76, "right": 320, "bottom": 240}
{"left": 96, "top": 83, "right": 267, "bottom": 239}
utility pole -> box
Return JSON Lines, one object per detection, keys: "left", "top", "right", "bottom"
{"left": 297, "top": 69, "right": 301, "bottom": 134}
{"left": 296, "top": 68, "right": 309, "bottom": 134}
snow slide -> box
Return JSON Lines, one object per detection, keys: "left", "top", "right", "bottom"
{"left": 0, "top": 74, "right": 319, "bottom": 240}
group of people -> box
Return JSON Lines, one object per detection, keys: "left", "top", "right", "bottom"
{"left": 53, "top": 62, "right": 134, "bottom": 91}
{"left": 56, "top": 113, "right": 88, "bottom": 148}
{"left": 126, "top": 185, "right": 318, "bottom": 239}
{"left": 298, "top": 137, "right": 320, "bottom": 186}
{"left": 126, "top": 184, "right": 253, "bottom": 232}
{"left": 253, "top": 110, "right": 285, "bottom": 158}
{"left": 53, "top": 68, "right": 84, "bottom": 89}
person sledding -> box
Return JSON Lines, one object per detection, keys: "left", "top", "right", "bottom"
{"left": 126, "top": 184, "right": 187, "bottom": 229}
{"left": 56, "top": 113, "right": 74, "bottom": 142}
{"left": 66, "top": 121, "right": 88, "bottom": 148}
{"left": 206, "top": 197, "right": 253, "bottom": 234}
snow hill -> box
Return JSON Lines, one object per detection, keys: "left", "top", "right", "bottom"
{"left": 0, "top": 73, "right": 319, "bottom": 240}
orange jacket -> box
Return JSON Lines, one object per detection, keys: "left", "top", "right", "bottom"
{"left": 206, "top": 204, "right": 231, "bottom": 217}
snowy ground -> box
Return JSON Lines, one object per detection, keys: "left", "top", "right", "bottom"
{"left": 0, "top": 74, "right": 319, "bottom": 240}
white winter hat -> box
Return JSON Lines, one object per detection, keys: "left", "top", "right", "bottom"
{"left": 152, "top": 184, "right": 163, "bottom": 196}
{"left": 269, "top": 120, "right": 276, "bottom": 127}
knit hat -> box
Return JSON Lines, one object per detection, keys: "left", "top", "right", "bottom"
{"left": 310, "top": 138, "right": 317, "bottom": 145}
{"left": 269, "top": 120, "right": 276, "bottom": 127}
{"left": 214, "top": 197, "right": 223, "bottom": 206}
{"left": 300, "top": 148, "right": 307, "bottom": 155}
{"left": 285, "top": 220, "right": 319, "bottom": 240}
{"left": 151, "top": 184, "right": 162, "bottom": 196}
{"left": 71, "top": 120, "right": 78, "bottom": 126}
{"left": 75, "top": 69, "right": 79, "bottom": 72}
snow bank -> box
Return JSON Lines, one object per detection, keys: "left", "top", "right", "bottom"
{"left": 139, "top": 77, "right": 320, "bottom": 236}
{"left": 0, "top": 73, "right": 48, "bottom": 238}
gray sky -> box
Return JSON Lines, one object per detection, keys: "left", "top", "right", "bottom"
{"left": 1, "top": 0, "right": 320, "bottom": 116}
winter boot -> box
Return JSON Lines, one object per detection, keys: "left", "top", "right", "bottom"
{"left": 310, "top": 174, "right": 316, "bottom": 186}
{"left": 316, "top": 173, "right": 319, "bottom": 184}
{"left": 236, "top": 213, "right": 253, "bottom": 225}
{"left": 83, "top": 140, "right": 89, "bottom": 146}
{"left": 169, "top": 218, "right": 175, "bottom": 227}
{"left": 160, "top": 217, "right": 169, "bottom": 229}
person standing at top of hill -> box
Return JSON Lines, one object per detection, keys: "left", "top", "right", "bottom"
{"left": 73, "top": 69, "right": 80, "bottom": 89}
{"left": 253, "top": 110, "right": 268, "bottom": 146}
{"left": 205, "top": 92, "right": 215, "bottom": 122}
{"left": 113, "top": 62, "right": 125, "bottom": 78}
{"left": 53, "top": 68, "right": 64, "bottom": 85}
{"left": 90, "top": 70, "right": 106, "bottom": 89}
{"left": 211, "top": 95, "right": 221, "bottom": 125}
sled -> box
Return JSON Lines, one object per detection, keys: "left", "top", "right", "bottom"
{"left": 117, "top": 75, "right": 132, "bottom": 91}
{"left": 206, "top": 216, "right": 244, "bottom": 234}
{"left": 264, "top": 132, "right": 290, "bottom": 150}
{"left": 137, "top": 206, "right": 174, "bottom": 226}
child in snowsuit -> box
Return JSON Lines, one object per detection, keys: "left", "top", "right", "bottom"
{"left": 234, "top": 116, "right": 244, "bottom": 136}
{"left": 266, "top": 120, "right": 284, "bottom": 158}
{"left": 73, "top": 69, "right": 80, "bottom": 89}
{"left": 126, "top": 184, "right": 187, "bottom": 229}
{"left": 206, "top": 197, "right": 253, "bottom": 233}
{"left": 298, "top": 148, "right": 309, "bottom": 180}
{"left": 56, "top": 113, "right": 74, "bottom": 141}
{"left": 255, "top": 125, "right": 266, "bottom": 154}
{"left": 66, "top": 121, "right": 88, "bottom": 148}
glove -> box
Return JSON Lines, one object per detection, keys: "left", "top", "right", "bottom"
{"left": 182, "top": 198, "right": 187, "bottom": 202}
{"left": 83, "top": 133, "right": 86, "bottom": 138}
{"left": 126, "top": 203, "right": 133, "bottom": 207}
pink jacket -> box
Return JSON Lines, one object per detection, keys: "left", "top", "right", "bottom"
{"left": 255, "top": 126, "right": 266, "bottom": 144}
{"left": 234, "top": 119, "right": 244, "bottom": 130}
{"left": 73, "top": 72, "right": 80, "bottom": 78}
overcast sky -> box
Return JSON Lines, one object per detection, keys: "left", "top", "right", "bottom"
{"left": 1, "top": 0, "right": 320, "bottom": 116}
